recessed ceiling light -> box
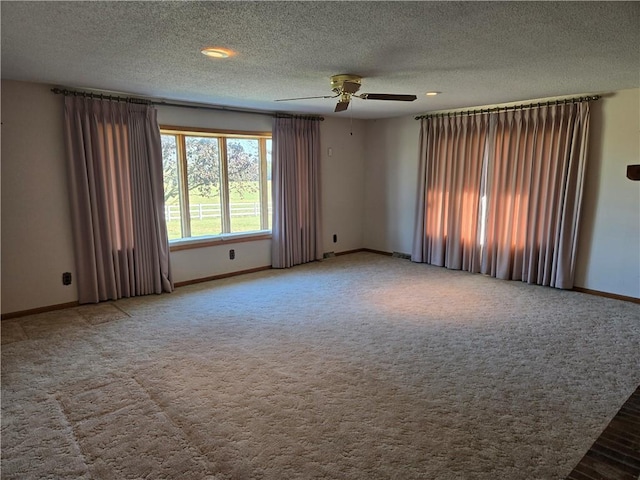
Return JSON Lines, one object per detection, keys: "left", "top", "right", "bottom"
{"left": 425, "top": 91, "right": 441, "bottom": 96}
{"left": 200, "top": 47, "right": 236, "bottom": 58}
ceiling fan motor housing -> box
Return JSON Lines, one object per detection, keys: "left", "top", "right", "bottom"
{"left": 330, "top": 74, "right": 362, "bottom": 94}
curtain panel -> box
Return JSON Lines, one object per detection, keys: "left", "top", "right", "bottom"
{"left": 481, "top": 103, "right": 590, "bottom": 288}
{"left": 271, "top": 116, "right": 323, "bottom": 268}
{"left": 412, "top": 101, "right": 591, "bottom": 289}
{"left": 412, "top": 114, "right": 489, "bottom": 272}
{"left": 63, "top": 96, "right": 173, "bottom": 303}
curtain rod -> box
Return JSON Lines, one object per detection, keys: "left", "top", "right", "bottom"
{"left": 274, "top": 113, "right": 325, "bottom": 121}
{"left": 50, "top": 87, "right": 324, "bottom": 121}
{"left": 414, "top": 95, "right": 601, "bottom": 120}
{"left": 51, "top": 87, "right": 152, "bottom": 105}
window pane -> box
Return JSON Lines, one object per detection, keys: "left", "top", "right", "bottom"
{"left": 266, "top": 139, "right": 272, "bottom": 230}
{"left": 185, "top": 136, "right": 222, "bottom": 237}
{"left": 161, "top": 134, "right": 182, "bottom": 240}
{"left": 227, "top": 138, "right": 261, "bottom": 233}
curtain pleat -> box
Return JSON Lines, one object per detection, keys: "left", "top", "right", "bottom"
{"left": 271, "top": 117, "right": 322, "bottom": 268}
{"left": 413, "top": 101, "right": 590, "bottom": 289}
{"left": 64, "top": 97, "right": 173, "bottom": 304}
{"left": 128, "top": 104, "right": 173, "bottom": 295}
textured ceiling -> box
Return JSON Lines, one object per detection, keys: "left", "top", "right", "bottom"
{"left": 1, "top": 1, "right": 639, "bottom": 119}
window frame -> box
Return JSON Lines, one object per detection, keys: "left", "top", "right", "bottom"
{"left": 160, "top": 125, "right": 272, "bottom": 250}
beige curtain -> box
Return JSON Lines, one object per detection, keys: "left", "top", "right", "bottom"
{"left": 412, "top": 114, "right": 489, "bottom": 272}
{"left": 271, "top": 116, "right": 323, "bottom": 268}
{"left": 63, "top": 96, "right": 173, "bottom": 303}
{"left": 481, "top": 103, "right": 590, "bottom": 288}
{"left": 413, "top": 101, "right": 591, "bottom": 289}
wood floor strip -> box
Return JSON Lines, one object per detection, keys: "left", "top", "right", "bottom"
{"left": 566, "top": 386, "right": 640, "bottom": 480}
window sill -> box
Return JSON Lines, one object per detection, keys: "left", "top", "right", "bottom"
{"left": 169, "top": 231, "right": 272, "bottom": 252}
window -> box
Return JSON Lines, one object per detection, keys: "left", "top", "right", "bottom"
{"left": 161, "top": 127, "right": 272, "bottom": 242}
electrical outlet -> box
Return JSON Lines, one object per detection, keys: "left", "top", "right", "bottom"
{"left": 229, "top": 249, "right": 235, "bottom": 260}
{"left": 62, "top": 272, "right": 72, "bottom": 285}
{"left": 333, "top": 234, "right": 337, "bottom": 243}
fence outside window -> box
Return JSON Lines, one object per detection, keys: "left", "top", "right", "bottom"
{"left": 165, "top": 203, "right": 272, "bottom": 221}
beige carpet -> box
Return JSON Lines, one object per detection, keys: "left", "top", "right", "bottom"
{"left": 2, "top": 252, "right": 639, "bottom": 479}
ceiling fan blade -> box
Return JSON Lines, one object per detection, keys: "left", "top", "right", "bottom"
{"left": 359, "top": 93, "right": 417, "bottom": 102}
{"left": 335, "top": 101, "right": 350, "bottom": 112}
{"left": 342, "top": 81, "right": 361, "bottom": 95}
{"left": 275, "top": 94, "right": 338, "bottom": 102}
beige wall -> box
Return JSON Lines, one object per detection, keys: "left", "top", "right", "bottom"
{"left": 362, "top": 89, "right": 640, "bottom": 298}
{"left": 574, "top": 88, "right": 640, "bottom": 297}
{"left": 363, "top": 116, "right": 420, "bottom": 254}
{"left": 320, "top": 118, "right": 366, "bottom": 253}
{"left": 1, "top": 81, "right": 77, "bottom": 313}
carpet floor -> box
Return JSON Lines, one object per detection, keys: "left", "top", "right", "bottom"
{"left": 2, "top": 252, "right": 639, "bottom": 479}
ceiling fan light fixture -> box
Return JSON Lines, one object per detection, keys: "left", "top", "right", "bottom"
{"left": 425, "top": 91, "right": 441, "bottom": 96}
{"left": 200, "top": 47, "right": 236, "bottom": 58}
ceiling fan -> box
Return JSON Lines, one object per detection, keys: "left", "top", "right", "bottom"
{"left": 275, "top": 74, "right": 417, "bottom": 113}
